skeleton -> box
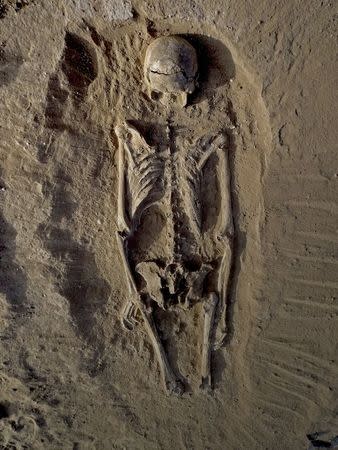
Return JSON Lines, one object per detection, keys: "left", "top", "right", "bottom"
{"left": 115, "top": 36, "right": 234, "bottom": 394}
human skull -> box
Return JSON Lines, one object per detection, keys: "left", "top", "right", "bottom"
{"left": 144, "top": 36, "right": 198, "bottom": 107}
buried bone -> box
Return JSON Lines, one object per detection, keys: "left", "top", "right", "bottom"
{"left": 144, "top": 36, "right": 198, "bottom": 106}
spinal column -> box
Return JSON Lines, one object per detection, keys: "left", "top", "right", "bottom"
{"left": 166, "top": 125, "right": 197, "bottom": 265}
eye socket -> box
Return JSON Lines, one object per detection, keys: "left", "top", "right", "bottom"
{"left": 183, "top": 256, "right": 202, "bottom": 272}
{"left": 150, "top": 91, "right": 163, "bottom": 101}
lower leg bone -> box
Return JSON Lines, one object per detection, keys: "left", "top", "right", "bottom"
{"left": 201, "top": 293, "right": 218, "bottom": 388}
{"left": 140, "top": 304, "right": 184, "bottom": 395}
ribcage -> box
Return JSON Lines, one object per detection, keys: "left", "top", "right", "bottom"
{"left": 117, "top": 122, "right": 167, "bottom": 232}
{"left": 182, "top": 133, "right": 230, "bottom": 238}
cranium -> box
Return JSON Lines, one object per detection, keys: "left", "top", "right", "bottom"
{"left": 144, "top": 36, "right": 198, "bottom": 107}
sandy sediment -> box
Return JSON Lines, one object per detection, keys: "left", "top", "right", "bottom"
{"left": 0, "top": 0, "right": 337, "bottom": 448}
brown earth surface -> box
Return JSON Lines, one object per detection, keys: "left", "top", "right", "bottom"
{"left": 0, "top": 0, "right": 337, "bottom": 449}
